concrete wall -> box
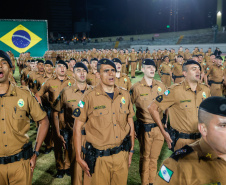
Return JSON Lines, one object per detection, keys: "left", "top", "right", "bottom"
{"left": 131, "top": 43, "right": 226, "bottom": 53}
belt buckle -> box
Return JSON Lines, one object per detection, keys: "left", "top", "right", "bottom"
{"left": 99, "top": 150, "right": 103, "bottom": 157}
{"left": 4, "top": 156, "right": 11, "bottom": 164}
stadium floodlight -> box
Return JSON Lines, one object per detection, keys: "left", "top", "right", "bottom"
{"left": 217, "top": 11, "right": 222, "bottom": 16}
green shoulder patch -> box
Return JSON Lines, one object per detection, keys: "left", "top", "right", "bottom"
{"left": 158, "top": 165, "right": 173, "bottom": 183}
{"left": 73, "top": 108, "right": 81, "bottom": 117}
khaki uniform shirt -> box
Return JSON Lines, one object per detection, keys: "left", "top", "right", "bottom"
{"left": 161, "top": 51, "right": 168, "bottom": 58}
{"left": 145, "top": 53, "right": 151, "bottom": 59}
{"left": 177, "top": 51, "right": 184, "bottom": 58}
{"left": 90, "top": 52, "right": 99, "bottom": 59}
{"left": 86, "top": 70, "right": 100, "bottom": 86}
{"left": 21, "top": 67, "right": 31, "bottom": 85}
{"left": 169, "top": 53, "right": 175, "bottom": 61}
{"left": 66, "top": 70, "right": 74, "bottom": 79}
{"left": 157, "top": 52, "right": 162, "bottom": 60}
{"left": 184, "top": 52, "right": 191, "bottom": 60}
{"left": 29, "top": 72, "right": 45, "bottom": 93}
{"left": 206, "top": 64, "right": 224, "bottom": 82}
{"left": 131, "top": 78, "right": 166, "bottom": 123}
{"left": 172, "top": 63, "right": 183, "bottom": 76}
{"left": 155, "top": 138, "right": 226, "bottom": 185}
{"left": 74, "top": 84, "right": 134, "bottom": 150}
{"left": 152, "top": 53, "right": 157, "bottom": 60}
{"left": 118, "top": 54, "right": 127, "bottom": 63}
{"left": 0, "top": 84, "right": 46, "bottom": 157}
{"left": 36, "top": 75, "right": 75, "bottom": 108}
{"left": 129, "top": 52, "right": 137, "bottom": 61}
{"left": 154, "top": 80, "right": 210, "bottom": 133}
{"left": 53, "top": 84, "right": 92, "bottom": 130}
{"left": 158, "top": 62, "right": 172, "bottom": 74}
{"left": 112, "top": 53, "right": 119, "bottom": 59}
{"left": 115, "top": 73, "right": 132, "bottom": 91}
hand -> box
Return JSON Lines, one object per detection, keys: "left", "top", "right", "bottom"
{"left": 77, "top": 158, "right": 91, "bottom": 177}
{"left": 58, "top": 135, "right": 66, "bottom": 149}
{"left": 30, "top": 154, "right": 37, "bottom": 173}
{"left": 128, "top": 152, "right": 133, "bottom": 168}
{"left": 163, "top": 131, "right": 172, "bottom": 149}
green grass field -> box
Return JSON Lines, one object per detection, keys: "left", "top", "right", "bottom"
{"left": 13, "top": 66, "right": 172, "bottom": 185}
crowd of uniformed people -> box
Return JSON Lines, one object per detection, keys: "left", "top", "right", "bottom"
{"left": 0, "top": 46, "right": 226, "bottom": 185}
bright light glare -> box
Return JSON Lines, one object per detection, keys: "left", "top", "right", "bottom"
{"left": 217, "top": 11, "right": 222, "bottom": 16}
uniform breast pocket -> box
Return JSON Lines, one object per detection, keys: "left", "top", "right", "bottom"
{"left": 119, "top": 109, "right": 129, "bottom": 128}
{"left": 179, "top": 103, "right": 193, "bottom": 110}
{"left": 92, "top": 109, "right": 110, "bottom": 128}
{"left": 12, "top": 110, "right": 28, "bottom": 132}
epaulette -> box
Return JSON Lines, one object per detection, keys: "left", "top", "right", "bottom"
{"left": 170, "top": 145, "right": 194, "bottom": 162}
{"left": 118, "top": 86, "right": 127, "bottom": 91}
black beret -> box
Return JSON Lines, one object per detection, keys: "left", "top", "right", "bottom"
{"left": 90, "top": 58, "right": 98, "bottom": 63}
{"left": 65, "top": 60, "right": 69, "bottom": 63}
{"left": 177, "top": 55, "right": 183, "bottom": 58}
{"left": 81, "top": 58, "right": 89, "bottom": 63}
{"left": 112, "top": 58, "right": 122, "bottom": 64}
{"left": 30, "top": 60, "right": 36, "bottom": 63}
{"left": 56, "top": 60, "right": 68, "bottom": 69}
{"left": 44, "top": 60, "right": 53, "bottom": 66}
{"left": 37, "top": 60, "right": 44, "bottom": 64}
{"left": 98, "top": 58, "right": 116, "bottom": 71}
{"left": 142, "top": 59, "right": 156, "bottom": 68}
{"left": 199, "top": 96, "right": 226, "bottom": 117}
{"left": 70, "top": 58, "right": 76, "bottom": 61}
{"left": 216, "top": 56, "right": 223, "bottom": 60}
{"left": 192, "top": 55, "right": 199, "bottom": 58}
{"left": 73, "top": 62, "right": 88, "bottom": 73}
{"left": 210, "top": 53, "right": 215, "bottom": 56}
{"left": 0, "top": 50, "right": 12, "bottom": 68}
{"left": 163, "top": 55, "right": 169, "bottom": 60}
{"left": 183, "top": 60, "right": 201, "bottom": 71}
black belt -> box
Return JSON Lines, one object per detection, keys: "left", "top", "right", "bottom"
{"left": 83, "top": 135, "right": 131, "bottom": 158}
{"left": 0, "top": 142, "right": 33, "bottom": 165}
{"left": 177, "top": 132, "right": 201, "bottom": 140}
{"left": 174, "top": 75, "right": 184, "bottom": 78}
{"left": 161, "top": 72, "right": 170, "bottom": 76}
{"left": 121, "top": 62, "right": 126, "bottom": 64}
{"left": 142, "top": 123, "right": 158, "bottom": 132}
{"left": 209, "top": 80, "right": 223, "bottom": 85}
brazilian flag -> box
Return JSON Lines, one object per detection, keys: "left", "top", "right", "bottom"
{"left": 0, "top": 19, "right": 48, "bottom": 57}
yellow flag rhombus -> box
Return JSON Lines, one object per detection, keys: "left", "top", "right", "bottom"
{"left": 0, "top": 24, "right": 42, "bottom": 53}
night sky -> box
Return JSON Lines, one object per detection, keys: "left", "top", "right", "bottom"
{"left": 0, "top": 0, "right": 226, "bottom": 38}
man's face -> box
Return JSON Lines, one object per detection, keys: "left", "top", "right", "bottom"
{"left": 69, "top": 60, "right": 76, "bottom": 68}
{"left": 73, "top": 67, "right": 87, "bottom": 83}
{"left": 44, "top": 64, "right": 53, "bottom": 74}
{"left": 192, "top": 57, "right": 199, "bottom": 62}
{"left": 200, "top": 48, "right": 203, "bottom": 52}
{"left": 82, "top": 61, "right": 89, "bottom": 68}
{"left": 164, "top": 57, "right": 169, "bottom": 63}
{"left": 30, "top": 62, "right": 36, "bottom": 71}
{"left": 132, "top": 49, "right": 135, "bottom": 52}
{"left": 177, "top": 57, "right": 183, "bottom": 64}
{"left": 91, "top": 60, "right": 98, "bottom": 70}
{"left": 0, "top": 57, "right": 11, "bottom": 83}
{"left": 114, "top": 62, "right": 122, "bottom": 72}
{"left": 210, "top": 55, "right": 216, "bottom": 61}
{"left": 37, "top": 63, "right": 44, "bottom": 72}
{"left": 93, "top": 48, "right": 96, "bottom": 53}
{"left": 142, "top": 65, "right": 156, "bottom": 78}
{"left": 204, "top": 114, "right": 226, "bottom": 155}
{"left": 183, "top": 64, "right": 200, "bottom": 83}
{"left": 99, "top": 64, "right": 116, "bottom": 87}
{"left": 56, "top": 64, "right": 67, "bottom": 77}
{"left": 215, "top": 59, "right": 222, "bottom": 66}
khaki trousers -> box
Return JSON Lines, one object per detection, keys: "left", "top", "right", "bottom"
{"left": 0, "top": 159, "right": 31, "bottom": 185}
{"left": 121, "top": 63, "right": 127, "bottom": 74}
{"left": 138, "top": 126, "right": 164, "bottom": 185}
{"left": 130, "top": 61, "right": 137, "bottom": 77}
{"left": 91, "top": 151, "right": 129, "bottom": 185}
{"left": 161, "top": 75, "right": 171, "bottom": 87}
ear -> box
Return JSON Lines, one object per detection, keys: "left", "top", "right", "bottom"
{"left": 96, "top": 72, "right": 100, "bottom": 79}
{"left": 141, "top": 67, "right": 145, "bottom": 73}
{"left": 198, "top": 123, "right": 207, "bottom": 137}
{"left": 182, "top": 70, "right": 187, "bottom": 77}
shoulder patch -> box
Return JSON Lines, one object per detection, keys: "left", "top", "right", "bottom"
{"left": 156, "top": 95, "right": 163, "bottom": 102}
{"left": 158, "top": 165, "right": 174, "bottom": 183}
{"left": 73, "top": 108, "right": 81, "bottom": 117}
{"left": 170, "top": 145, "right": 194, "bottom": 162}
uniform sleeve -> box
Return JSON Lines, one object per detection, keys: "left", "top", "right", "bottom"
{"left": 36, "top": 80, "right": 49, "bottom": 97}
{"left": 154, "top": 87, "right": 176, "bottom": 112}
{"left": 72, "top": 94, "right": 89, "bottom": 122}
{"left": 158, "top": 64, "right": 163, "bottom": 72}
{"left": 130, "top": 85, "right": 138, "bottom": 104}
{"left": 52, "top": 89, "right": 64, "bottom": 112}
{"left": 205, "top": 66, "right": 212, "bottom": 75}
{"left": 127, "top": 93, "right": 135, "bottom": 118}
{"left": 154, "top": 158, "right": 185, "bottom": 185}
{"left": 127, "top": 77, "right": 132, "bottom": 91}
{"left": 28, "top": 93, "right": 47, "bottom": 122}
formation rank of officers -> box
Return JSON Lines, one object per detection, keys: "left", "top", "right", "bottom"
{"left": 1, "top": 46, "right": 226, "bottom": 185}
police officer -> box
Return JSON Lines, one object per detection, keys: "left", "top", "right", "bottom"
{"left": 118, "top": 50, "right": 128, "bottom": 74}
{"left": 0, "top": 50, "right": 49, "bottom": 185}
{"left": 112, "top": 58, "right": 132, "bottom": 91}
{"left": 171, "top": 55, "right": 184, "bottom": 83}
{"left": 158, "top": 56, "right": 173, "bottom": 87}
{"left": 86, "top": 58, "right": 100, "bottom": 86}
{"left": 67, "top": 58, "right": 76, "bottom": 78}
{"left": 21, "top": 60, "right": 32, "bottom": 86}
{"left": 155, "top": 96, "right": 226, "bottom": 184}
{"left": 129, "top": 48, "right": 138, "bottom": 78}
{"left": 73, "top": 59, "right": 135, "bottom": 185}
{"left": 53, "top": 62, "right": 91, "bottom": 185}
{"left": 130, "top": 59, "right": 166, "bottom": 185}
{"left": 205, "top": 56, "right": 224, "bottom": 96}
{"left": 148, "top": 60, "right": 210, "bottom": 152}
{"left": 36, "top": 60, "right": 75, "bottom": 178}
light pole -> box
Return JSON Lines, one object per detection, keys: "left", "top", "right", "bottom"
{"left": 217, "top": 0, "right": 222, "bottom": 30}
